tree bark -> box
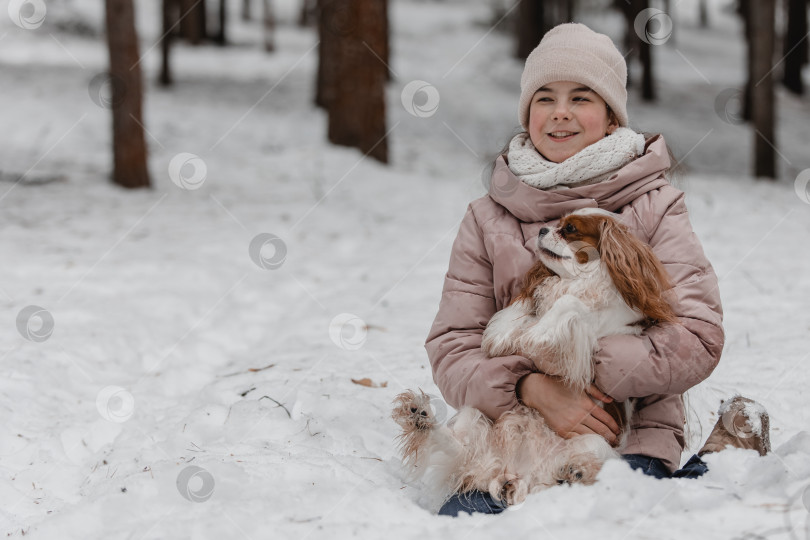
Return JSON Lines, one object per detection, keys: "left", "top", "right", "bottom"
{"left": 740, "top": 0, "right": 754, "bottom": 121}
{"left": 326, "top": 0, "right": 388, "bottom": 163}
{"left": 263, "top": 0, "right": 275, "bottom": 52}
{"left": 565, "top": 0, "right": 576, "bottom": 23}
{"left": 159, "top": 0, "right": 175, "bottom": 85}
{"left": 750, "top": 0, "right": 777, "bottom": 179}
{"left": 316, "top": 0, "right": 339, "bottom": 108}
{"left": 516, "top": 0, "right": 544, "bottom": 59}
{"left": 105, "top": 0, "right": 151, "bottom": 188}
{"left": 299, "top": 0, "right": 316, "bottom": 27}
{"left": 214, "top": 0, "right": 226, "bottom": 45}
{"left": 698, "top": 0, "right": 709, "bottom": 28}
{"left": 782, "top": 0, "right": 807, "bottom": 95}
{"left": 634, "top": 0, "right": 656, "bottom": 101}
{"left": 179, "top": 0, "right": 206, "bottom": 44}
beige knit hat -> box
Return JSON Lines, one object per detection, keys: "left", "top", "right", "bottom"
{"left": 518, "top": 23, "right": 628, "bottom": 130}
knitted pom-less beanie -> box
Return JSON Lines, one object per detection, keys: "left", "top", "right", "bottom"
{"left": 518, "top": 23, "right": 628, "bottom": 130}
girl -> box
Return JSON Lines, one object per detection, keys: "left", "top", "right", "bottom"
{"left": 424, "top": 23, "right": 769, "bottom": 516}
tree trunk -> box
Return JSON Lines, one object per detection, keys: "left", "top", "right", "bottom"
{"left": 740, "top": 0, "right": 754, "bottom": 121}
{"left": 633, "top": 0, "right": 656, "bottom": 101}
{"left": 299, "top": 0, "right": 316, "bottom": 26}
{"left": 698, "top": 0, "right": 709, "bottom": 28}
{"left": 316, "top": 0, "right": 339, "bottom": 108}
{"left": 214, "top": 0, "right": 226, "bottom": 45}
{"left": 381, "top": 0, "right": 391, "bottom": 80}
{"left": 516, "top": 0, "right": 544, "bottom": 59}
{"left": 263, "top": 0, "right": 275, "bottom": 52}
{"left": 615, "top": 0, "right": 635, "bottom": 87}
{"left": 105, "top": 0, "right": 151, "bottom": 188}
{"left": 639, "top": 37, "right": 655, "bottom": 100}
{"left": 326, "top": 0, "right": 388, "bottom": 164}
{"left": 751, "top": 0, "right": 777, "bottom": 179}
{"left": 782, "top": 0, "right": 807, "bottom": 94}
{"left": 159, "top": 0, "right": 175, "bottom": 85}
{"left": 179, "top": 0, "right": 206, "bottom": 44}
{"left": 242, "top": 0, "right": 250, "bottom": 21}
{"left": 565, "top": 0, "right": 576, "bottom": 22}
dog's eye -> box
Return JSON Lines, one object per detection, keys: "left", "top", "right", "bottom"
{"left": 563, "top": 223, "right": 577, "bottom": 234}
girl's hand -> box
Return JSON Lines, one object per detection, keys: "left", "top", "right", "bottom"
{"left": 516, "top": 372, "right": 620, "bottom": 445}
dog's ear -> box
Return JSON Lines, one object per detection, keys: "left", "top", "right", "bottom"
{"left": 512, "top": 260, "right": 555, "bottom": 305}
{"left": 598, "top": 219, "right": 678, "bottom": 325}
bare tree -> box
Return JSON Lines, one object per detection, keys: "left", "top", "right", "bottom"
{"left": 698, "top": 0, "right": 709, "bottom": 28}
{"left": 316, "top": 0, "right": 341, "bottom": 109}
{"left": 322, "top": 0, "right": 389, "bottom": 163}
{"left": 616, "top": 0, "right": 656, "bottom": 101}
{"left": 739, "top": 0, "right": 754, "bottom": 120}
{"left": 105, "top": 0, "right": 150, "bottom": 188}
{"left": 299, "top": 0, "right": 317, "bottom": 27}
{"left": 750, "top": 0, "right": 777, "bottom": 178}
{"left": 214, "top": 0, "right": 227, "bottom": 45}
{"left": 263, "top": 0, "right": 275, "bottom": 52}
{"left": 516, "top": 0, "right": 544, "bottom": 59}
{"left": 782, "top": 0, "right": 807, "bottom": 95}
{"left": 179, "top": 0, "right": 206, "bottom": 44}
{"left": 159, "top": 0, "right": 177, "bottom": 85}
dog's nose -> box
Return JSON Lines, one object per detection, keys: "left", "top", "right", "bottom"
{"left": 538, "top": 227, "right": 550, "bottom": 237}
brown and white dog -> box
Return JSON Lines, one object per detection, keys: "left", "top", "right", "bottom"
{"left": 393, "top": 209, "right": 678, "bottom": 506}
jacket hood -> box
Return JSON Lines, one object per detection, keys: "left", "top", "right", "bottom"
{"left": 488, "top": 135, "right": 671, "bottom": 222}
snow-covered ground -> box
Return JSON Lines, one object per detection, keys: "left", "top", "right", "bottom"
{"left": 1, "top": 0, "right": 809, "bottom": 538}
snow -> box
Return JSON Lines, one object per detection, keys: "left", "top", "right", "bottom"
{"left": 1, "top": 0, "right": 810, "bottom": 538}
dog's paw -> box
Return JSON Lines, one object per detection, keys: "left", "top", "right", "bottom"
{"left": 391, "top": 389, "right": 436, "bottom": 431}
{"left": 554, "top": 458, "right": 601, "bottom": 486}
{"left": 488, "top": 473, "right": 527, "bottom": 506}
{"left": 481, "top": 330, "right": 518, "bottom": 358}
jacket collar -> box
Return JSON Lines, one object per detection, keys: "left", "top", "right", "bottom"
{"left": 488, "top": 135, "right": 672, "bottom": 222}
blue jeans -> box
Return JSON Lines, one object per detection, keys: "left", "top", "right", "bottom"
{"left": 437, "top": 453, "right": 708, "bottom": 517}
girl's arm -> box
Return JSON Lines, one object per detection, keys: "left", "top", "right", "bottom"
{"left": 425, "top": 205, "right": 535, "bottom": 421}
{"left": 592, "top": 188, "right": 724, "bottom": 401}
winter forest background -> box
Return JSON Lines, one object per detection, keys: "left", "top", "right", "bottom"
{"left": 2, "top": 0, "right": 810, "bottom": 538}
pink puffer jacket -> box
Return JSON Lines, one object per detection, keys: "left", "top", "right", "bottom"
{"left": 425, "top": 135, "right": 723, "bottom": 472}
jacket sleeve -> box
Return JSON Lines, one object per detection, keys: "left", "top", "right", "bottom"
{"left": 592, "top": 189, "right": 724, "bottom": 401}
{"left": 425, "top": 205, "right": 535, "bottom": 421}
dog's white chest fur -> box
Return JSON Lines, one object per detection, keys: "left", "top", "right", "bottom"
{"left": 482, "top": 264, "right": 643, "bottom": 391}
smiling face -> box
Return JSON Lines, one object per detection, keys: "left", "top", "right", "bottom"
{"left": 527, "top": 81, "right": 618, "bottom": 163}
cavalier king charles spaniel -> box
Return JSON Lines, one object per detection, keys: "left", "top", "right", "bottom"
{"left": 393, "top": 208, "right": 678, "bottom": 507}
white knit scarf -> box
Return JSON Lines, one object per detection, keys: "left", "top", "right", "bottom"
{"left": 507, "top": 127, "right": 647, "bottom": 190}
